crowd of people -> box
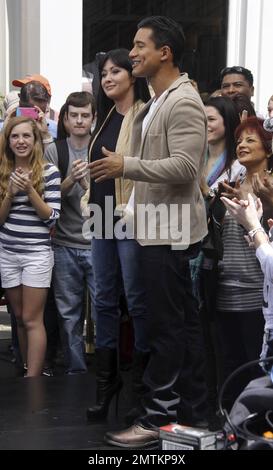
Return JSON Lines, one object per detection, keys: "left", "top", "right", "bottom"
{"left": 0, "top": 15, "right": 273, "bottom": 448}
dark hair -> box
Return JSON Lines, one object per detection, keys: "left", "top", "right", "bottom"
{"left": 205, "top": 96, "right": 241, "bottom": 172}
{"left": 231, "top": 93, "right": 256, "bottom": 118}
{"left": 93, "top": 48, "right": 150, "bottom": 134}
{"left": 220, "top": 66, "right": 254, "bottom": 87}
{"left": 19, "top": 81, "right": 50, "bottom": 105}
{"left": 57, "top": 92, "right": 95, "bottom": 140}
{"left": 235, "top": 116, "right": 273, "bottom": 155}
{"left": 57, "top": 104, "right": 69, "bottom": 140}
{"left": 137, "top": 16, "right": 185, "bottom": 67}
{"left": 64, "top": 91, "right": 96, "bottom": 117}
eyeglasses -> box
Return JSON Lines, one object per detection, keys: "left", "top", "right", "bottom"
{"left": 221, "top": 66, "right": 244, "bottom": 75}
{"left": 220, "top": 66, "right": 253, "bottom": 86}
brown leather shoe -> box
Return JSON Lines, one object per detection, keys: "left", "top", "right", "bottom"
{"left": 104, "top": 424, "right": 159, "bottom": 448}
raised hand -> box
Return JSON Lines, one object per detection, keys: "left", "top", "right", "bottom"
{"left": 70, "top": 159, "right": 89, "bottom": 183}
{"left": 218, "top": 179, "right": 245, "bottom": 200}
{"left": 8, "top": 173, "right": 22, "bottom": 196}
{"left": 220, "top": 193, "right": 262, "bottom": 232}
{"left": 240, "top": 109, "right": 248, "bottom": 122}
{"left": 252, "top": 172, "right": 273, "bottom": 206}
{"left": 9, "top": 169, "right": 33, "bottom": 194}
{"left": 34, "top": 105, "right": 49, "bottom": 137}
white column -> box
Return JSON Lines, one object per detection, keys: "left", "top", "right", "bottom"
{"left": 40, "top": 0, "right": 83, "bottom": 111}
{"left": 244, "top": 0, "right": 264, "bottom": 113}
{"left": 254, "top": 0, "right": 273, "bottom": 114}
{"left": 0, "top": 0, "right": 8, "bottom": 94}
{"left": 227, "top": 0, "right": 273, "bottom": 115}
{"left": 21, "top": 0, "right": 41, "bottom": 74}
{"left": 5, "top": 0, "right": 82, "bottom": 112}
{"left": 4, "top": 0, "right": 40, "bottom": 92}
{"left": 226, "top": 0, "right": 248, "bottom": 66}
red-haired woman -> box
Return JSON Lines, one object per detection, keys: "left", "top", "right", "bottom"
{"left": 216, "top": 117, "right": 273, "bottom": 409}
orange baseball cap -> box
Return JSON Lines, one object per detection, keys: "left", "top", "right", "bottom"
{"left": 12, "top": 74, "right": 51, "bottom": 96}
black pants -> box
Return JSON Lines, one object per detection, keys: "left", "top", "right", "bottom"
{"left": 176, "top": 296, "right": 209, "bottom": 425}
{"left": 216, "top": 308, "right": 264, "bottom": 410}
{"left": 137, "top": 243, "right": 205, "bottom": 428}
{"left": 199, "top": 263, "right": 222, "bottom": 409}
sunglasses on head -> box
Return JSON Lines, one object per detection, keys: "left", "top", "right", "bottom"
{"left": 220, "top": 66, "right": 253, "bottom": 85}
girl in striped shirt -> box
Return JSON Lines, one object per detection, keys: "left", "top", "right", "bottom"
{"left": 0, "top": 116, "right": 60, "bottom": 377}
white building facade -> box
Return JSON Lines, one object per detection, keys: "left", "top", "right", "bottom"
{"left": 227, "top": 0, "right": 273, "bottom": 114}
{"left": 0, "top": 0, "right": 83, "bottom": 111}
{"left": 0, "top": 0, "right": 272, "bottom": 114}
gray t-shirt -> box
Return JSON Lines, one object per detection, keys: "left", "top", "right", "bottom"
{"left": 44, "top": 138, "right": 90, "bottom": 249}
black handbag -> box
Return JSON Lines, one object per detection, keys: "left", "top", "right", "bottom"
{"left": 201, "top": 197, "right": 225, "bottom": 260}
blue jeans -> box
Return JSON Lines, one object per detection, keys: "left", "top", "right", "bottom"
{"left": 53, "top": 245, "right": 96, "bottom": 374}
{"left": 91, "top": 238, "right": 149, "bottom": 352}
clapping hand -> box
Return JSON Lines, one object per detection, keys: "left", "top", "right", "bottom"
{"left": 70, "top": 159, "right": 89, "bottom": 183}
{"left": 252, "top": 172, "right": 273, "bottom": 206}
{"left": 217, "top": 179, "right": 245, "bottom": 200}
{"left": 220, "top": 193, "right": 262, "bottom": 232}
{"left": 9, "top": 168, "right": 33, "bottom": 195}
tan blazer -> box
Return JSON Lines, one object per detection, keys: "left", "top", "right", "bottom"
{"left": 123, "top": 73, "right": 208, "bottom": 246}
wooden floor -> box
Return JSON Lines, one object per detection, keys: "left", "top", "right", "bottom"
{"left": 0, "top": 338, "right": 136, "bottom": 450}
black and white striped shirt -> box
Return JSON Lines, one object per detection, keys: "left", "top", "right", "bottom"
{"left": 0, "top": 163, "right": 61, "bottom": 253}
{"left": 217, "top": 213, "right": 264, "bottom": 311}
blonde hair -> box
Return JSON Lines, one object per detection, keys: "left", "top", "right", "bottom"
{"left": 0, "top": 116, "right": 45, "bottom": 205}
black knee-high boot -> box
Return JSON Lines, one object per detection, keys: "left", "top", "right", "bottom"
{"left": 125, "top": 349, "right": 150, "bottom": 425}
{"left": 86, "top": 348, "right": 122, "bottom": 422}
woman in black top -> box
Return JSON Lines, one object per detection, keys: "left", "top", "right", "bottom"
{"left": 86, "top": 49, "right": 151, "bottom": 422}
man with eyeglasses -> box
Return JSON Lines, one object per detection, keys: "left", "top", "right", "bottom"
{"left": 220, "top": 66, "right": 254, "bottom": 99}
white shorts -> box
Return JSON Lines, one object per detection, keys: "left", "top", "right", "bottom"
{"left": 0, "top": 249, "right": 54, "bottom": 288}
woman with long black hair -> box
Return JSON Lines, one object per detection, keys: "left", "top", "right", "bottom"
{"left": 85, "top": 49, "right": 151, "bottom": 422}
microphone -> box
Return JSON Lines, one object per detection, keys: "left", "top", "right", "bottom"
{"left": 263, "top": 117, "right": 273, "bottom": 133}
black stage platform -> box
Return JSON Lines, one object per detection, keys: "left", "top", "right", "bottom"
{"left": 0, "top": 339, "right": 135, "bottom": 450}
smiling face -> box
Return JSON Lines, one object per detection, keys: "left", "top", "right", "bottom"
{"left": 101, "top": 59, "right": 135, "bottom": 103}
{"left": 129, "top": 27, "right": 163, "bottom": 79}
{"left": 236, "top": 129, "right": 269, "bottom": 168}
{"left": 205, "top": 106, "right": 225, "bottom": 145}
{"left": 221, "top": 73, "right": 254, "bottom": 99}
{"left": 9, "top": 122, "right": 35, "bottom": 161}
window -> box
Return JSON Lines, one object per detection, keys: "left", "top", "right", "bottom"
{"left": 83, "top": 0, "right": 228, "bottom": 97}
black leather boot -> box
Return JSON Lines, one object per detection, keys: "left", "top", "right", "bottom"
{"left": 86, "top": 348, "right": 122, "bottom": 422}
{"left": 125, "top": 349, "right": 150, "bottom": 425}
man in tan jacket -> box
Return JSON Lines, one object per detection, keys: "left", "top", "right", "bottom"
{"left": 89, "top": 15, "right": 208, "bottom": 448}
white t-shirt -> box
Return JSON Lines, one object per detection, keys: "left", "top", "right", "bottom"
{"left": 126, "top": 91, "right": 169, "bottom": 215}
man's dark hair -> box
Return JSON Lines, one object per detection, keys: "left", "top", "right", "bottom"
{"left": 19, "top": 81, "right": 50, "bottom": 106}
{"left": 64, "top": 91, "right": 96, "bottom": 117}
{"left": 220, "top": 66, "right": 254, "bottom": 87}
{"left": 137, "top": 16, "right": 185, "bottom": 67}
